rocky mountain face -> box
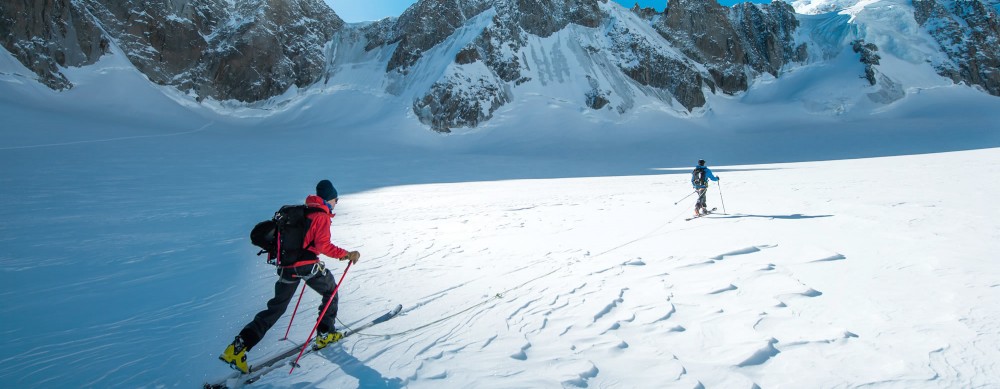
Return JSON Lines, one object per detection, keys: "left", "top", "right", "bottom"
{"left": 1, "top": 0, "right": 342, "bottom": 102}
{"left": 2, "top": 0, "right": 998, "bottom": 132}
{"left": 371, "top": 0, "right": 603, "bottom": 74}
{"left": 367, "top": 0, "right": 608, "bottom": 131}
{"left": 80, "top": 0, "right": 229, "bottom": 96}
{"left": 381, "top": 0, "right": 808, "bottom": 131}
{"left": 913, "top": 0, "right": 1000, "bottom": 95}
{"left": 366, "top": 0, "right": 493, "bottom": 74}
{"left": 0, "top": 0, "right": 109, "bottom": 90}
{"left": 652, "top": 0, "right": 805, "bottom": 95}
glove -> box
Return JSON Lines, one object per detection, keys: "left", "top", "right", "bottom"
{"left": 342, "top": 251, "right": 360, "bottom": 265}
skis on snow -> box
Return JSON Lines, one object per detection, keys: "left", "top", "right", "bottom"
{"left": 205, "top": 304, "right": 402, "bottom": 389}
{"left": 684, "top": 207, "right": 718, "bottom": 221}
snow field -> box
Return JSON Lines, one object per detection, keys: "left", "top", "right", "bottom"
{"left": 250, "top": 149, "right": 1000, "bottom": 388}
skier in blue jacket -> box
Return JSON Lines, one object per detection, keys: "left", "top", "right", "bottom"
{"left": 692, "top": 159, "right": 719, "bottom": 216}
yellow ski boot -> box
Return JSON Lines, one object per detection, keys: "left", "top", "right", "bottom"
{"left": 219, "top": 336, "right": 249, "bottom": 374}
{"left": 313, "top": 331, "right": 344, "bottom": 350}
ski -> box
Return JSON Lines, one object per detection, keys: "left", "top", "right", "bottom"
{"left": 685, "top": 207, "right": 717, "bottom": 221}
{"left": 205, "top": 304, "right": 402, "bottom": 389}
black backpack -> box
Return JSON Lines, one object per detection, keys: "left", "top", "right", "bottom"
{"left": 250, "top": 205, "right": 324, "bottom": 266}
{"left": 691, "top": 167, "right": 707, "bottom": 187}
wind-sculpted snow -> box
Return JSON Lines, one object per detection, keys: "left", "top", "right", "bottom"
{"left": 240, "top": 153, "right": 998, "bottom": 388}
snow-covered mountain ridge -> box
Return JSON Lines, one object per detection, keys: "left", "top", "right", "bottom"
{"left": 0, "top": 0, "right": 998, "bottom": 131}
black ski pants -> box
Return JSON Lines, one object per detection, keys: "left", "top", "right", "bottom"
{"left": 238, "top": 262, "right": 339, "bottom": 350}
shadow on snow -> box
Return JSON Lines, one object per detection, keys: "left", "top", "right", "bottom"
{"left": 319, "top": 347, "right": 405, "bottom": 389}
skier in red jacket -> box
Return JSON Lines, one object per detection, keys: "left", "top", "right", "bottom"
{"left": 220, "top": 180, "right": 360, "bottom": 374}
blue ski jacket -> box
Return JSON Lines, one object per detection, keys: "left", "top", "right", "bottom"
{"left": 692, "top": 166, "right": 719, "bottom": 189}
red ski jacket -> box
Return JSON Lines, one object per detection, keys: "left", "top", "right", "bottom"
{"left": 292, "top": 195, "right": 349, "bottom": 266}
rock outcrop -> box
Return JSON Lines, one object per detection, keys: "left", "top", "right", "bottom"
{"left": 398, "top": 0, "right": 609, "bottom": 131}
{"left": 604, "top": 18, "right": 708, "bottom": 111}
{"left": 852, "top": 39, "right": 880, "bottom": 86}
{"left": 0, "top": 0, "right": 109, "bottom": 90}
{"left": 2, "top": 0, "right": 343, "bottom": 102}
{"left": 194, "top": 0, "right": 344, "bottom": 101}
{"left": 914, "top": 0, "right": 1000, "bottom": 96}
{"left": 653, "top": 0, "right": 806, "bottom": 95}
{"left": 413, "top": 68, "right": 511, "bottom": 132}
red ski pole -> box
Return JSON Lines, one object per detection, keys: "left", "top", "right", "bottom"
{"left": 289, "top": 261, "right": 352, "bottom": 374}
{"left": 281, "top": 283, "right": 308, "bottom": 341}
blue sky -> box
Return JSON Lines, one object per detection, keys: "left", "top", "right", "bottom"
{"left": 326, "top": 0, "right": 772, "bottom": 23}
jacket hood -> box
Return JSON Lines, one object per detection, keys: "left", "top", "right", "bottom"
{"left": 305, "top": 195, "right": 332, "bottom": 214}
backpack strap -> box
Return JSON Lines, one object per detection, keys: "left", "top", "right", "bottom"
{"left": 273, "top": 205, "right": 323, "bottom": 267}
{"left": 277, "top": 259, "right": 320, "bottom": 269}
{"left": 277, "top": 206, "right": 327, "bottom": 268}
{"left": 692, "top": 167, "right": 707, "bottom": 186}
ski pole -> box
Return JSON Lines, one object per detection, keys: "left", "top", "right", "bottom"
{"left": 290, "top": 261, "right": 352, "bottom": 374}
{"left": 281, "top": 283, "right": 308, "bottom": 341}
{"left": 718, "top": 181, "right": 727, "bottom": 214}
{"left": 674, "top": 190, "right": 698, "bottom": 205}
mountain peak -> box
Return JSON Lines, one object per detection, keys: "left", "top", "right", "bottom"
{"left": 1, "top": 0, "right": 998, "bottom": 131}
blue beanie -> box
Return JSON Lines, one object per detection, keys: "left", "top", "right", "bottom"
{"left": 316, "top": 180, "right": 338, "bottom": 201}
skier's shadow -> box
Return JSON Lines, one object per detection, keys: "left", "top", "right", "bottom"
{"left": 320, "top": 347, "right": 404, "bottom": 388}
{"left": 710, "top": 213, "right": 833, "bottom": 220}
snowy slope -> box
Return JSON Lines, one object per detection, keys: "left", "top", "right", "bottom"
{"left": 252, "top": 149, "right": 1000, "bottom": 389}
{"left": 2, "top": 1, "right": 1000, "bottom": 388}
